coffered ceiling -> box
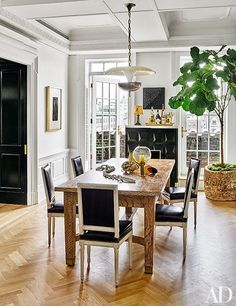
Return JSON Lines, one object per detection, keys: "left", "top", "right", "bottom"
{"left": 1, "top": 0, "right": 236, "bottom": 52}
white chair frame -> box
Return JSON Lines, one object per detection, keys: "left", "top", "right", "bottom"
{"left": 41, "top": 165, "right": 79, "bottom": 247}
{"left": 161, "top": 163, "right": 200, "bottom": 228}
{"left": 77, "top": 183, "right": 133, "bottom": 287}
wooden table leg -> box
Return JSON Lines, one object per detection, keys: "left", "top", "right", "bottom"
{"left": 64, "top": 192, "right": 77, "bottom": 266}
{"left": 144, "top": 197, "right": 155, "bottom": 274}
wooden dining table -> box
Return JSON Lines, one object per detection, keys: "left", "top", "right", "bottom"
{"left": 55, "top": 158, "right": 175, "bottom": 274}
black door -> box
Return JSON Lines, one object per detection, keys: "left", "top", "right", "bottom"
{"left": 0, "top": 59, "right": 27, "bottom": 204}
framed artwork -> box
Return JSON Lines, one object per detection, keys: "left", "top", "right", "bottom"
{"left": 143, "top": 87, "right": 165, "bottom": 109}
{"left": 46, "top": 86, "right": 62, "bottom": 131}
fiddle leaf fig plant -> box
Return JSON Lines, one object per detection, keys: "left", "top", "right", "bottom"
{"left": 169, "top": 45, "right": 236, "bottom": 167}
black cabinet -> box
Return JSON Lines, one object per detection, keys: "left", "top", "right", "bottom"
{"left": 125, "top": 127, "right": 178, "bottom": 186}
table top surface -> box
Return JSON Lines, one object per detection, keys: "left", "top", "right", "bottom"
{"left": 55, "top": 158, "right": 175, "bottom": 197}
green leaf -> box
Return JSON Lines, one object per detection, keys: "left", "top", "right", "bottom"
{"left": 230, "top": 86, "right": 236, "bottom": 99}
{"left": 169, "top": 97, "right": 182, "bottom": 109}
{"left": 227, "top": 49, "right": 236, "bottom": 59}
{"left": 182, "top": 98, "right": 191, "bottom": 111}
{"left": 190, "top": 47, "right": 200, "bottom": 60}
{"left": 205, "top": 76, "right": 220, "bottom": 91}
{"left": 207, "top": 101, "right": 216, "bottom": 112}
{"left": 173, "top": 76, "right": 185, "bottom": 86}
{"left": 180, "top": 62, "right": 192, "bottom": 74}
{"left": 215, "top": 70, "right": 229, "bottom": 82}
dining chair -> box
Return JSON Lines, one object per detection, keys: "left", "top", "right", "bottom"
{"left": 155, "top": 168, "right": 194, "bottom": 261}
{"left": 161, "top": 158, "right": 201, "bottom": 228}
{"left": 71, "top": 155, "right": 84, "bottom": 177}
{"left": 41, "top": 164, "right": 78, "bottom": 247}
{"left": 151, "top": 149, "right": 161, "bottom": 159}
{"left": 77, "top": 183, "right": 133, "bottom": 287}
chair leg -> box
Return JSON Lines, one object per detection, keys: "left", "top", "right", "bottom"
{"left": 80, "top": 243, "right": 85, "bottom": 282}
{"left": 128, "top": 235, "right": 132, "bottom": 270}
{"left": 52, "top": 217, "right": 55, "bottom": 237}
{"left": 87, "top": 245, "right": 91, "bottom": 266}
{"left": 48, "top": 216, "right": 52, "bottom": 247}
{"left": 183, "top": 224, "right": 187, "bottom": 262}
{"left": 114, "top": 247, "right": 119, "bottom": 287}
{"left": 194, "top": 200, "right": 197, "bottom": 229}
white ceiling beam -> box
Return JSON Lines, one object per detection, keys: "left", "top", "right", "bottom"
{"left": 2, "top": 0, "right": 87, "bottom": 7}
{"left": 102, "top": 0, "right": 136, "bottom": 42}
{"left": 154, "top": 0, "right": 236, "bottom": 12}
{"left": 150, "top": 0, "right": 169, "bottom": 40}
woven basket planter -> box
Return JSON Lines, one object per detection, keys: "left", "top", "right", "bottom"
{"left": 204, "top": 166, "right": 236, "bottom": 201}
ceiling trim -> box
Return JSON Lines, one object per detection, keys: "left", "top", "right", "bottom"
{"left": 0, "top": 8, "right": 69, "bottom": 52}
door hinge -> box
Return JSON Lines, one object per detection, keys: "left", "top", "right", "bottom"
{"left": 90, "top": 118, "right": 93, "bottom": 124}
{"left": 90, "top": 83, "right": 93, "bottom": 88}
{"left": 24, "top": 144, "right": 27, "bottom": 155}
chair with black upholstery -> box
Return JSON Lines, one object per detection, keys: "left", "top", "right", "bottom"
{"left": 41, "top": 164, "right": 78, "bottom": 247}
{"left": 155, "top": 169, "right": 194, "bottom": 261}
{"left": 71, "top": 155, "right": 84, "bottom": 177}
{"left": 151, "top": 149, "right": 161, "bottom": 159}
{"left": 161, "top": 158, "right": 201, "bottom": 228}
{"left": 77, "top": 183, "right": 133, "bottom": 287}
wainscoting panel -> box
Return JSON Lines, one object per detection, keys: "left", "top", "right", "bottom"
{"left": 38, "top": 149, "right": 70, "bottom": 203}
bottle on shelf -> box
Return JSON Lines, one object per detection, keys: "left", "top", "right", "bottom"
{"left": 156, "top": 110, "right": 161, "bottom": 124}
{"left": 149, "top": 107, "right": 155, "bottom": 124}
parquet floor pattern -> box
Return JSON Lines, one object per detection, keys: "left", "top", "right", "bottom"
{"left": 0, "top": 193, "right": 235, "bottom": 306}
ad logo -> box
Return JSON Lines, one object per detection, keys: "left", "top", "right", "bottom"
{"left": 206, "top": 286, "right": 233, "bottom": 304}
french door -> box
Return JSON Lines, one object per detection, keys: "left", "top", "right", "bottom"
{"left": 181, "top": 111, "right": 221, "bottom": 176}
{"left": 91, "top": 76, "right": 128, "bottom": 168}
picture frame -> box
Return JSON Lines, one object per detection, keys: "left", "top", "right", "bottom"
{"left": 46, "top": 86, "right": 62, "bottom": 131}
{"left": 143, "top": 87, "right": 165, "bottom": 109}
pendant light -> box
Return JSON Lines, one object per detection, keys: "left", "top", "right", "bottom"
{"left": 105, "top": 3, "right": 155, "bottom": 92}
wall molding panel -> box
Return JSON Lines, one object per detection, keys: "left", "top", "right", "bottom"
{"left": 38, "top": 149, "right": 70, "bottom": 203}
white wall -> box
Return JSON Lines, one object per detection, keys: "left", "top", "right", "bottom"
{"left": 37, "top": 44, "right": 68, "bottom": 158}
{"left": 37, "top": 44, "right": 69, "bottom": 202}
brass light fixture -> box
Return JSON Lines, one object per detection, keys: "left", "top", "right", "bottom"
{"left": 105, "top": 3, "right": 155, "bottom": 92}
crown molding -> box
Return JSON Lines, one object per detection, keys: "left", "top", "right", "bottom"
{"left": 0, "top": 8, "right": 70, "bottom": 53}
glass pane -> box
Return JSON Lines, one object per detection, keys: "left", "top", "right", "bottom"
{"left": 96, "top": 82, "right": 102, "bottom": 98}
{"left": 104, "top": 62, "right": 116, "bottom": 70}
{"left": 96, "top": 98, "right": 102, "bottom": 114}
{"left": 198, "top": 116, "right": 208, "bottom": 133}
{"left": 210, "top": 133, "right": 220, "bottom": 150}
{"left": 103, "top": 148, "right": 109, "bottom": 161}
{"left": 209, "top": 152, "right": 220, "bottom": 164}
{"left": 198, "top": 152, "right": 208, "bottom": 168}
{"left": 96, "top": 116, "right": 102, "bottom": 131}
{"left": 110, "top": 131, "right": 116, "bottom": 146}
{"left": 103, "top": 83, "right": 109, "bottom": 99}
{"left": 110, "top": 147, "right": 116, "bottom": 158}
{"left": 96, "top": 149, "right": 102, "bottom": 163}
{"left": 103, "top": 117, "right": 109, "bottom": 131}
{"left": 91, "top": 63, "right": 103, "bottom": 72}
{"left": 187, "top": 132, "right": 197, "bottom": 150}
{"left": 96, "top": 132, "right": 102, "bottom": 147}
{"left": 186, "top": 114, "right": 197, "bottom": 133}
{"left": 103, "top": 99, "right": 109, "bottom": 114}
{"left": 110, "top": 116, "right": 116, "bottom": 131}
{"left": 103, "top": 131, "right": 109, "bottom": 146}
{"left": 209, "top": 116, "right": 220, "bottom": 133}
{"left": 186, "top": 151, "right": 197, "bottom": 167}
{"left": 198, "top": 132, "right": 208, "bottom": 150}
{"left": 110, "top": 83, "right": 116, "bottom": 99}
{"left": 110, "top": 100, "right": 116, "bottom": 114}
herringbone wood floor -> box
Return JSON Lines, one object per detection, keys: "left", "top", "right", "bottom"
{"left": 0, "top": 193, "right": 235, "bottom": 306}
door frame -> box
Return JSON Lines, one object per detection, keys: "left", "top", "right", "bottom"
{"left": 0, "top": 32, "right": 38, "bottom": 205}
{"left": 91, "top": 75, "right": 121, "bottom": 168}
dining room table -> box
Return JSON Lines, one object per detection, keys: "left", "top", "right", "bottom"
{"left": 55, "top": 157, "right": 175, "bottom": 274}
